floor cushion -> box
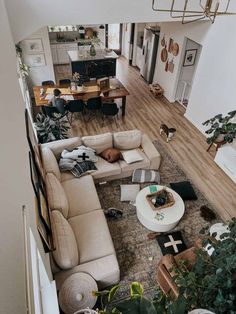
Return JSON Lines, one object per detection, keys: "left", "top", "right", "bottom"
{"left": 68, "top": 210, "right": 115, "bottom": 264}
{"left": 120, "top": 184, "right": 140, "bottom": 202}
{"left": 156, "top": 231, "right": 187, "bottom": 256}
{"left": 132, "top": 169, "right": 160, "bottom": 184}
{"left": 170, "top": 181, "right": 197, "bottom": 200}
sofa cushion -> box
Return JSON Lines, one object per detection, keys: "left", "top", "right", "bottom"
{"left": 42, "top": 147, "right": 61, "bottom": 181}
{"left": 118, "top": 150, "right": 150, "bottom": 173}
{"left": 82, "top": 133, "right": 113, "bottom": 154}
{"left": 51, "top": 210, "right": 79, "bottom": 270}
{"left": 42, "top": 137, "right": 82, "bottom": 160}
{"left": 91, "top": 156, "right": 121, "bottom": 180}
{"left": 68, "top": 209, "right": 115, "bottom": 264}
{"left": 61, "top": 171, "right": 76, "bottom": 182}
{"left": 46, "top": 173, "right": 69, "bottom": 218}
{"left": 62, "top": 175, "right": 101, "bottom": 218}
{"left": 113, "top": 130, "right": 142, "bottom": 150}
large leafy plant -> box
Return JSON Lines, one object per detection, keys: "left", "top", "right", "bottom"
{"left": 172, "top": 218, "right": 236, "bottom": 314}
{"left": 202, "top": 110, "right": 236, "bottom": 144}
{"left": 93, "top": 282, "right": 186, "bottom": 314}
{"left": 34, "top": 113, "right": 70, "bottom": 143}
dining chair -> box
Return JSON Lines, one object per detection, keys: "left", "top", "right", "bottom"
{"left": 65, "top": 99, "right": 85, "bottom": 124}
{"left": 59, "top": 79, "right": 71, "bottom": 87}
{"left": 42, "top": 105, "right": 61, "bottom": 119}
{"left": 42, "top": 80, "right": 55, "bottom": 86}
{"left": 101, "top": 102, "right": 119, "bottom": 127}
{"left": 86, "top": 96, "right": 102, "bottom": 121}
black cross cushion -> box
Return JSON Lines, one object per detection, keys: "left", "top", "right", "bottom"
{"left": 156, "top": 231, "right": 187, "bottom": 256}
{"left": 170, "top": 181, "right": 198, "bottom": 200}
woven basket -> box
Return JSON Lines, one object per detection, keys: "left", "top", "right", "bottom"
{"left": 146, "top": 188, "right": 175, "bottom": 211}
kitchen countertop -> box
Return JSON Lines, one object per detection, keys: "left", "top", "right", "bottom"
{"left": 67, "top": 50, "right": 118, "bottom": 62}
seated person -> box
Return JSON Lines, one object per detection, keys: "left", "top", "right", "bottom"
{"left": 49, "top": 88, "right": 66, "bottom": 114}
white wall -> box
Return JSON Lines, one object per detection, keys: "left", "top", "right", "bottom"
{"left": 0, "top": 1, "right": 52, "bottom": 313}
{"left": 21, "top": 27, "right": 55, "bottom": 87}
{"left": 154, "top": 17, "right": 236, "bottom": 133}
{"left": 185, "top": 16, "right": 236, "bottom": 132}
{"left": 153, "top": 21, "right": 211, "bottom": 102}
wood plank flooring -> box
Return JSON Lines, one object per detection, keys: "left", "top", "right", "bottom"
{"left": 54, "top": 57, "right": 236, "bottom": 221}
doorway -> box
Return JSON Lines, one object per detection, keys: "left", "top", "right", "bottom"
{"left": 175, "top": 38, "right": 202, "bottom": 107}
{"left": 105, "top": 24, "right": 122, "bottom": 55}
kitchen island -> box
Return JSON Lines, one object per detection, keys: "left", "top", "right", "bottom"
{"left": 67, "top": 49, "right": 118, "bottom": 78}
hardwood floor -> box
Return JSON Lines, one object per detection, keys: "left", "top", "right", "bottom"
{"left": 54, "top": 57, "right": 236, "bottom": 221}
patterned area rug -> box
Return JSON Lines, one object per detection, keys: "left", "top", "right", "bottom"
{"left": 95, "top": 140, "right": 220, "bottom": 302}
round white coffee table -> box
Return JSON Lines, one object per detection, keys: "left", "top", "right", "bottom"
{"left": 136, "top": 185, "right": 185, "bottom": 232}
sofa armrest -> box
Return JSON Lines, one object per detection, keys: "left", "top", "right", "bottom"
{"left": 41, "top": 137, "right": 82, "bottom": 160}
{"left": 141, "top": 134, "right": 161, "bottom": 170}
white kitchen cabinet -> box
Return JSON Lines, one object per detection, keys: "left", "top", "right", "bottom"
{"left": 50, "top": 43, "right": 77, "bottom": 64}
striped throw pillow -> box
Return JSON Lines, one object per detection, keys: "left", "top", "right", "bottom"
{"left": 132, "top": 169, "right": 160, "bottom": 184}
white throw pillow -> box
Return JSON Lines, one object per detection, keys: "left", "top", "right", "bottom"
{"left": 61, "top": 145, "right": 98, "bottom": 162}
{"left": 120, "top": 184, "right": 140, "bottom": 202}
{"left": 121, "top": 149, "right": 144, "bottom": 164}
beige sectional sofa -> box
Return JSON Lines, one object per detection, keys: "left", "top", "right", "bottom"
{"left": 41, "top": 130, "right": 161, "bottom": 292}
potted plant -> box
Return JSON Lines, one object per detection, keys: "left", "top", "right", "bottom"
{"left": 202, "top": 110, "right": 236, "bottom": 144}
{"left": 172, "top": 218, "right": 236, "bottom": 314}
{"left": 34, "top": 113, "right": 70, "bottom": 143}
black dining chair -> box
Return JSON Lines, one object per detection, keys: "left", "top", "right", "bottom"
{"left": 42, "top": 105, "right": 61, "bottom": 119}
{"left": 42, "top": 80, "right": 55, "bottom": 86}
{"left": 59, "top": 79, "right": 71, "bottom": 87}
{"left": 101, "top": 102, "right": 119, "bottom": 127}
{"left": 86, "top": 96, "right": 102, "bottom": 121}
{"left": 65, "top": 99, "right": 85, "bottom": 124}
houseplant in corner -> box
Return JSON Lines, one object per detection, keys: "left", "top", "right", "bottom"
{"left": 34, "top": 113, "right": 70, "bottom": 143}
{"left": 202, "top": 110, "right": 236, "bottom": 144}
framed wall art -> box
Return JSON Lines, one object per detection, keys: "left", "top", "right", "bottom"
{"left": 25, "top": 109, "right": 45, "bottom": 179}
{"left": 24, "top": 38, "right": 44, "bottom": 54}
{"left": 25, "top": 54, "right": 46, "bottom": 67}
{"left": 183, "top": 49, "right": 198, "bottom": 67}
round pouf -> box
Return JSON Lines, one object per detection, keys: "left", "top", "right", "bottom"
{"left": 59, "top": 273, "right": 98, "bottom": 314}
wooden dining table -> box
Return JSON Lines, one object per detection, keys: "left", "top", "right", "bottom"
{"left": 33, "top": 78, "right": 129, "bottom": 116}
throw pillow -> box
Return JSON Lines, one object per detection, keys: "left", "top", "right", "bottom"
{"left": 170, "top": 181, "right": 197, "bottom": 200}
{"left": 61, "top": 145, "right": 98, "bottom": 163}
{"left": 100, "top": 148, "right": 121, "bottom": 163}
{"left": 132, "top": 169, "right": 160, "bottom": 183}
{"left": 121, "top": 149, "right": 144, "bottom": 164}
{"left": 71, "top": 161, "right": 97, "bottom": 178}
{"left": 156, "top": 231, "right": 187, "bottom": 256}
{"left": 120, "top": 184, "right": 140, "bottom": 202}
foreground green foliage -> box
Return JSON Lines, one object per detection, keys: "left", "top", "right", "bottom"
{"left": 173, "top": 218, "right": 236, "bottom": 314}
{"left": 94, "top": 218, "right": 236, "bottom": 314}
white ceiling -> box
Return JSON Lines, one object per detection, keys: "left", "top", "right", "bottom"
{"left": 4, "top": 0, "right": 236, "bottom": 42}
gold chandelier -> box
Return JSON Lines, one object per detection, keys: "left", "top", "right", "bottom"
{"left": 152, "top": 0, "right": 236, "bottom": 24}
